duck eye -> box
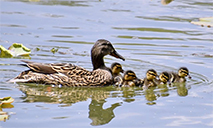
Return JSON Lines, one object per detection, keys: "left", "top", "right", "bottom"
{"left": 181, "top": 70, "right": 188, "bottom": 75}
{"left": 149, "top": 73, "right": 156, "bottom": 76}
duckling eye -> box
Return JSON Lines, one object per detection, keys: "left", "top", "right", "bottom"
{"left": 181, "top": 70, "right": 188, "bottom": 75}
{"left": 162, "top": 75, "right": 168, "bottom": 80}
{"left": 149, "top": 72, "right": 156, "bottom": 76}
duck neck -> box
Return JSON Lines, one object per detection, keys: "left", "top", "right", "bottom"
{"left": 92, "top": 55, "right": 105, "bottom": 70}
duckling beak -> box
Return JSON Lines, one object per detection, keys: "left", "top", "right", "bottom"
{"left": 167, "top": 80, "right": 171, "bottom": 85}
{"left": 121, "top": 69, "right": 124, "bottom": 73}
{"left": 110, "top": 50, "right": 125, "bottom": 61}
{"left": 188, "top": 74, "right": 192, "bottom": 79}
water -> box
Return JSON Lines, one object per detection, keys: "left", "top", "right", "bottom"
{"left": 0, "top": 0, "right": 213, "bottom": 127}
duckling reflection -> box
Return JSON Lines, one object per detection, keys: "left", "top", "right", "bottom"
{"left": 176, "top": 83, "right": 188, "bottom": 97}
{"left": 169, "top": 67, "right": 191, "bottom": 84}
{"left": 89, "top": 99, "right": 121, "bottom": 126}
{"left": 142, "top": 69, "right": 158, "bottom": 89}
{"left": 144, "top": 88, "right": 157, "bottom": 105}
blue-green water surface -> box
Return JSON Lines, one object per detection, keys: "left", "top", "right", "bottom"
{"left": 0, "top": 0, "right": 213, "bottom": 127}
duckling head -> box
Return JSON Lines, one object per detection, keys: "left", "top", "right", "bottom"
{"left": 111, "top": 62, "right": 124, "bottom": 76}
{"left": 146, "top": 69, "right": 158, "bottom": 81}
{"left": 178, "top": 67, "right": 191, "bottom": 79}
{"left": 159, "top": 71, "right": 170, "bottom": 84}
{"left": 123, "top": 70, "right": 137, "bottom": 81}
{"left": 91, "top": 39, "right": 125, "bottom": 70}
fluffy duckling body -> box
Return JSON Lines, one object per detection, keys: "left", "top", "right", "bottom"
{"left": 9, "top": 39, "right": 125, "bottom": 86}
{"left": 114, "top": 70, "right": 138, "bottom": 87}
{"left": 154, "top": 72, "right": 170, "bottom": 85}
{"left": 142, "top": 69, "right": 158, "bottom": 89}
{"left": 169, "top": 67, "right": 191, "bottom": 83}
{"left": 111, "top": 62, "right": 124, "bottom": 86}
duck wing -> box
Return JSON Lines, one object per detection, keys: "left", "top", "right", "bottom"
{"left": 21, "top": 60, "right": 57, "bottom": 74}
{"left": 21, "top": 60, "right": 88, "bottom": 75}
{"left": 11, "top": 60, "right": 112, "bottom": 86}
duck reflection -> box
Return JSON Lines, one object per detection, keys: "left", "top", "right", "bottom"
{"left": 89, "top": 99, "right": 121, "bottom": 126}
{"left": 18, "top": 83, "right": 121, "bottom": 125}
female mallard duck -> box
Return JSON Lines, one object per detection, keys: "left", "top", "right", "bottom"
{"left": 114, "top": 70, "right": 139, "bottom": 87}
{"left": 154, "top": 71, "right": 170, "bottom": 85}
{"left": 142, "top": 69, "right": 158, "bottom": 89}
{"left": 168, "top": 67, "right": 191, "bottom": 83}
{"left": 9, "top": 39, "right": 125, "bottom": 86}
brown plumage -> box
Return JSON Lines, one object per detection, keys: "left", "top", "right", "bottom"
{"left": 142, "top": 69, "right": 158, "bottom": 89}
{"left": 114, "top": 70, "right": 140, "bottom": 87}
{"left": 9, "top": 39, "right": 125, "bottom": 86}
{"left": 154, "top": 71, "right": 170, "bottom": 85}
{"left": 168, "top": 67, "right": 191, "bottom": 84}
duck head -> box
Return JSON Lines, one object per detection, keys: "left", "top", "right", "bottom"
{"left": 178, "top": 67, "right": 191, "bottom": 79}
{"left": 91, "top": 39, "right": 125, "bottom": 70}
{"left": 111, "top": 62, "right": 124, "bottom": 76}
{"left": 123, "top": 70, "right": 137, "bottom": 81}
{"left": 146, "top": 69, "right": 158, "bottom": 81}
{"left": 159, "top": 71, "right": 170, "bottom": 84}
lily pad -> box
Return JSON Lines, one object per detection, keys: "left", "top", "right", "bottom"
{"left": 0, "top": 97, "right": 14, "bottom": 106}
{"left": 161, "top": 0, "right": 173, "bottom": 5}
{"left": 191, "top": 17, "right": 213, "bottom": 27}
{"left": 0, "top": 114, "right": 9, "bottom": 122}
{"left": 0, "top": 43, "right": 31, "bottom": 58}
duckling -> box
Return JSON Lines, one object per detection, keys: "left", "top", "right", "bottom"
{"left": 9, "top": 39, "right": 125, "bottom": 86}
{"left": 154, "top": 71, "right": 170, "bottom": 85}
{"left": 114, "top": 70, "right": 138, "bottom": 87}
{"left": 142, "top": 69, "right": 158, "bottom": 89}
{"left": 111, "top": 62, "right": 124, "bottom": 78}
{"left": 169, "top": 67, "right": 191, "bottom": 83}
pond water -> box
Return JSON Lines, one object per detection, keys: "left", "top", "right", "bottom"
{"left": 0, "top": 0, "right": 213, "bottom": 127}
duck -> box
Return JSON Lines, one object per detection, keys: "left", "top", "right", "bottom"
{"left": 9, "top": 39, "right": 125, "bottom": 86}
{"left": 114, "top": 70, "right": 139, "bottom": 87}
{"left": 154, "top": 71, "right": 170, "bottom": 85}
{"left": 168, "top": 67, "right": 191, "bottom": 83}
{"left": 111, "top": 62, "right": 124, "bottom": 85}
{"left": 142, "top": 69, "right": 158, "bottom": 89}
{"left": 111, "top": 62, "right": 124, "bottom": 78}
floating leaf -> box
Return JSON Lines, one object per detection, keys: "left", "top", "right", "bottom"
{"left": 0, "top": 97, "right": 14, "bottom": 106}
{"left": 0, "top": 45, "right": 13, "bottom": 58}
{"left": 0, "top": 114, "right": 9, "bottom": 122}
{"left": 1, "top": 104, "right": 14, "bottom": 109}
{"left": 161, "top": 0, "right": 173, "bottom": 5}
{"left": 191, "top": 17, "right": 213, "bottom": 27}
{"left": 0, "top": 43, "right": 31, "bottom": 58}
{"left": 51, "top": 48, "right": 58, "bottom": 54}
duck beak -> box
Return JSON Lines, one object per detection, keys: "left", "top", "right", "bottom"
{"left": 110, "top": 50, "right": 125, "bottom": 61}
{"left": 188, "top": 74, "right": 192, "bottom": 79}
{"left": 167, "top": 80, "right": 171, "bottom": 85}
{"left": 121, "top": 69, "right": 124, "bottom": 73}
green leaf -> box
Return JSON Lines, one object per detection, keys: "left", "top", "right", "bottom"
{"left": 0, "top": 43, "right": 31, "bottom": 58}
{"left": 0, "top": 97, "right": 14, "bottom": 106}
{"left": 161, "top": 0, "right": 173, "bottom": 5}
{"left": 191, "top": 17, "right": 213, "bottom": 27}
{"left": 0, "top": 45, "right": 13, "bottom": 58}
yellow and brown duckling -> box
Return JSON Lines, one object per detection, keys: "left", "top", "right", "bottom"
{"left": 154, "top": 71, "right": 170, "bottom": 85}
{"left": 142, "top": 69, "right": 158, "bottom": 89}
{"left": 111, "top": 62, "right": 124, "bottom": 78}
{"left": 114, "top": 70, "right": 139, "bottom": 87}
{"left": 169, "top": 67, "right": 191, "bottom": 84}
{"left": 9, "top": 39, "right": 125, "bottom": 86}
